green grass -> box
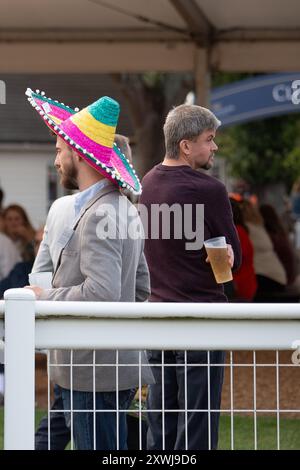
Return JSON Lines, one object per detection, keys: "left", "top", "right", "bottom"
{"left": 218, "top": 415, "right": 300, "bottom": 450}
{"left": 0, "top": 409, "right": 299, "bottom": 450}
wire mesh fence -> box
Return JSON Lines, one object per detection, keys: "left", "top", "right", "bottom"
{"left": 2, "top": 290, "right": 300, "bottom": 450}
{"left": 38, "top": 348, "right": 300, "bottom": 450}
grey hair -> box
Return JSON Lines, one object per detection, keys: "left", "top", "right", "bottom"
{"left": 163, "top": 104, "right": 221, "bottom": 160}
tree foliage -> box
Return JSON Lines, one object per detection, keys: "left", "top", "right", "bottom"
{"left": 212, "top": 72, "right": 300, "bottom": 190}
{"left": 217, "top": 114, "right": 300, "bottom": 189}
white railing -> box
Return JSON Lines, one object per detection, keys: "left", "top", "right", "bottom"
{"left": 1, "top": 288, "right": 300, "bottom": 450}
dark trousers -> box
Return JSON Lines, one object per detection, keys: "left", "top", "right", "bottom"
{"left": 61, "top": 387, "right": 136, "bottom": 450}
{"left": 35, "top": 384, "right": 70, "bottom": 450}
{"left": 146, "top": 350, "right": 225, "bottom": 450}
{"left": 35, "top": 384, "right": 141, "bottom": 450}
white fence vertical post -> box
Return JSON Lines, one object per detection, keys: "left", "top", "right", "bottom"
{"left": 4, "top": 288, "right": 35, "bottom": 450}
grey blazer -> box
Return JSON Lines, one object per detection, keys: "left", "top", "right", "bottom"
{"left": 40, "top": 183, "right": 154, "bottom": 392}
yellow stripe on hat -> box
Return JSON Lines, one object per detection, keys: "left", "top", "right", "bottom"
{"left": 70, "top": 108, "right": 116, "bottom": 147}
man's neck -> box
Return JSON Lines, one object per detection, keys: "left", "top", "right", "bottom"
{"left": 78, "top": 175, "right": 105, "bottom": 191}
{"left": 162, "top": 155, "right": 191, "bottom": 167}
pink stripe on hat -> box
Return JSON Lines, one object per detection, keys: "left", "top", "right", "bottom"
{"left": 61, "top": 119, "right": 112, "bottom": 165}
{"left": 110, "top": 151, "right": 135, "bottom": 186}
{"left": 34, "top": 97, "right": 72, "bottom": 122}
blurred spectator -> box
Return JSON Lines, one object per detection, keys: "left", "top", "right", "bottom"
{"left": 0, "top": 228, "right": 22, "bottom": 403}
{"left": 260, "top": 204, "right": 297, "bottom": 286}
{"left": 241, "top": 200, "right": 287, "bottom": 295}
{"left": 0, "top": 227, "right": 44, "bottom": 299}
{"left": 229, "top": 198, "right": 257, "bottom": 301}
{"left": 281, "top": 195, "right": 296, "bottom": 238}
{"left": 229, "top": 192, "right": 243, "bottom": 202}
{"left": 2, "top": 204, "right": 36, "bottom": 262}
{"left": 291, "top": 178, "right": 300, "bottom": 220}
{"left": 0, "top": 188, "right": 4, "bottom": 232}
{"left": 0, "top": 232, "right": 21, "bottom": 282}
{"left": 0, "top": 227, "right": 43, "bottom": 405}
{"left": 0, "top": 188, "right": 4, "bottom": 211}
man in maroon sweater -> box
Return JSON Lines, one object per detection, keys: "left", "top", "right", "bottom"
{"left": 140, "top": 103, "right": 241, "bottom": 450}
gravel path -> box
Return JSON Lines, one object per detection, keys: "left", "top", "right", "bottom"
{"left": 221, "top": 351, "right": 300, "bottom": 419}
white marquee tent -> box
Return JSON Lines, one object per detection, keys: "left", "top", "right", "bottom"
{"left": 1, "top": 0, "right": 300, "bottom": 103}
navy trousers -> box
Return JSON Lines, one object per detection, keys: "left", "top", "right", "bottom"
{"left": 35, "top": 384, "right": 70, "bottom": 450}
{"left": 146, "top": 350, "right": 225, "bottom": 450}
{"left": 35, "top": 384, "right": 141, "bottom": 450}
{"left": 61, "top": 387, "right": 136, "bottom": 450}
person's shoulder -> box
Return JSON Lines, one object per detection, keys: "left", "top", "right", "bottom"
{"left": 141, "top": 165, "right": 160, "bottom": 183}
{"left": 85, "top": 192, "right": 133, "bottom": 237}
{"left": 50, "top": 194, "right": 76, "bottom": 212}
{"left": 46, "top": 195, "right": 75, "bottom": 227}
{"left": 187, "top": 172, "right": 227, "bottom": 200}
{"left": 90, "top": 188, "right": 124, "bottom": 215}
{"left": 0, "top": 232, "right": 17, "bottom": 249}
{"left": 99, "top": 187, "right": 122, "bottom": 203}
{"left": 0, "top": 232, "right": 10, "bottom": 243}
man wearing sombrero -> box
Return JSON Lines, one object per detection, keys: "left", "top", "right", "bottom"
{"left": 25, "top": 89, "right": 153, "bottom": 450}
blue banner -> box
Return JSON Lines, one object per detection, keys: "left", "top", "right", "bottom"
{"left": 210, "top": 73, "right": 300, "bottom": 127}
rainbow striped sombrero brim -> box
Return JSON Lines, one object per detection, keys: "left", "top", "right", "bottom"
{"left": 25, "top": 88, "right": 141, "bottom": 195}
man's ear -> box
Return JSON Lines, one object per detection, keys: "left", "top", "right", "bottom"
{"left": 179, "top": 139, "right": 190, "bottom": 156}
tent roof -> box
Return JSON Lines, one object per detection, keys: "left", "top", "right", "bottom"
{"left": 199, "top": 0, "right": 300, "bottom": 29}
{"left": 0, "top": 0, "right": 300, "bottom": 73}
{"left": 1, "top": 0, "right": 300, "bottom": 34}
{"left": 0, "top": 0, "right": 185, "bottom": 31}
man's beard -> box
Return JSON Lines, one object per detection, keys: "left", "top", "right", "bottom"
{"left": 200, "top": 154, "right": 214, "bottom": 170}
{"left": 60, "top": 164, "right": 79, "bottom": 190}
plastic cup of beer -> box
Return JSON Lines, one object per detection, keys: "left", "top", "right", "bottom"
{"left": 204, "top": 236, "right": 233, "bottom": 284}
{"left": 28, "top": 271, "right": 53, "bottom": 289}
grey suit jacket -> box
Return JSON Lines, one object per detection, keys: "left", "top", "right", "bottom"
{"left": 40, "top": 183, "right": 153, "bottom": 391}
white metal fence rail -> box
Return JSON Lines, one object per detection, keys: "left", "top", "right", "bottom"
{"left": 1, "top": 288, "right": 300, "bottom": 450}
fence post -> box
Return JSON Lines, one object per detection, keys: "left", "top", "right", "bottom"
{"left": 4, "top": 288, "right": 35, "bottom": 450}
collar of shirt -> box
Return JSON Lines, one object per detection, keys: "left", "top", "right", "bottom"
{"left": 74, "top": 179, "right": 112, "bottom": 218}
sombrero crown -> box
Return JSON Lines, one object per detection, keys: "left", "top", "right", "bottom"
{"left": 25, "top": 88, "right": 141, "bottom": 195}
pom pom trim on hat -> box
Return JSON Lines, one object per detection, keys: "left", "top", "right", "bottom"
{"left": 25, "top": 88, "right": 141, "bottom": 196}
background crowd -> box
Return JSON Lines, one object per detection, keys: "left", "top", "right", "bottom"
{"left": 225, "top": 186, "right": 300, "bottom": 302}
{"left": 1, "top": 181, "right": 300, "bottom": 303}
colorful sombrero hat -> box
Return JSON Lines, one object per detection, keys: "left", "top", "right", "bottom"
{"left": 25, "top": 88, "right": 141, "bottom": 195}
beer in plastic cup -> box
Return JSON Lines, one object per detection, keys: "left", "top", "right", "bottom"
{"left": 204, "top": 236, "right": 233, "bottom": 284}
{"left": 28, "top": 272, "right": 53, "bottom": 289}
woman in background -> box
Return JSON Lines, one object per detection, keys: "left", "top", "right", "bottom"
{"left": 2, "top": 204, "right": 36, "bottom": 263}
{"left": 260, "top": 204, "right": 297, "bottom": 286}
{"left": 229, "top": 198, "right": 257, "bottom": 301}
{"left": 241, "top": 200, "right": 287, "bottom": 296}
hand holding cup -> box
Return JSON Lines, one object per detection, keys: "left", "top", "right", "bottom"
{"left": 204, "top": 236, "right": 233, "bottom": 284}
